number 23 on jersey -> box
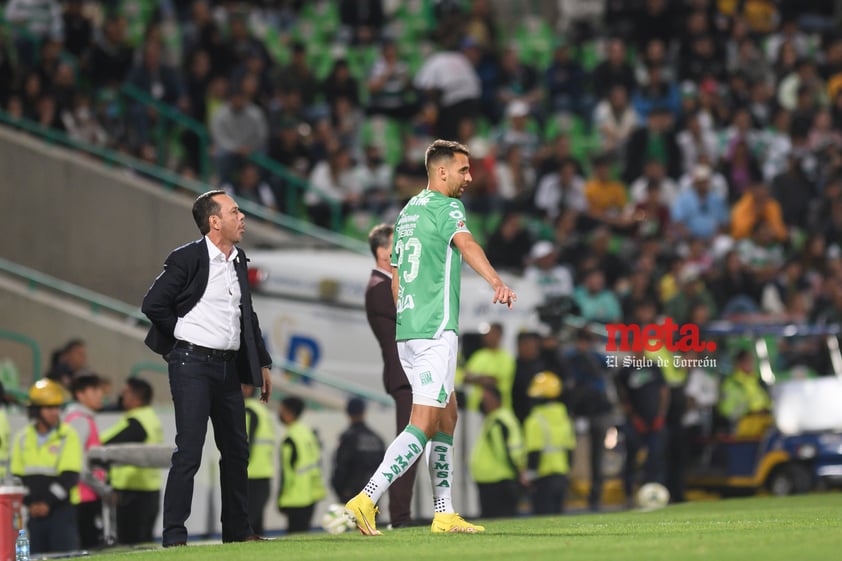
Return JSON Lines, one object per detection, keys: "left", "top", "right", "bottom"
{"left": 394, "top": 237, "right": 422, "bottom": 312}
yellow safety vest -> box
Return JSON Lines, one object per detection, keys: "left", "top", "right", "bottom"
{"left": 524, "top": 403, "right": 576, "bottom": 477}
{"left": 278, "top": 421, "right": 326, "bottom": 508}
{"left": 0, "top": 408, "right": 10, "bottom": 479}
{"left": 245, "top": 397, "right": 277, "bottom": 480}
{"left": 464, "top": 348, "right": 516, "bottom": 412}
{"left": 645, "top": 346, "right": 688, "bottom": 386}
{"left": 11, "top": 422, "right": 82, "bottom": 504}
{"left": 100, "top": 406, "right": 164, "bottom": 491}
{"left": 469, "top": 407, "right": 525, "bottom": 484}
{"left": 717, "top": 369, "right": 772, "bottom": 422}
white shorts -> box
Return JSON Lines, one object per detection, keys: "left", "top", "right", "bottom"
{"left": 397, "top": 330, "right": 458, "bottom": 408}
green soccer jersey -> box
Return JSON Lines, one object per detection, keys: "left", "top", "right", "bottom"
{"left": 392, "top": 189, "right": 470, "bottom": 341}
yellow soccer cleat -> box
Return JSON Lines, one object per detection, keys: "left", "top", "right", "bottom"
{"left": 345, "top": 492, "right": 382, "bottom": 536}
{"left": 431, "top": 513, "right": 485, "bottom": 533}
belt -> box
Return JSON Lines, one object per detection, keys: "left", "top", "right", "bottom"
{"left": 174, "top": 341, "right": 237, "bottom": 361}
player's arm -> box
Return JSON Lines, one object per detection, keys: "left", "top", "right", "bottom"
{"left": 391, "top": 266, "right": 399, "bottom": 306}
{"left": 452, "top": 231, "right": 516, "bottom": 308}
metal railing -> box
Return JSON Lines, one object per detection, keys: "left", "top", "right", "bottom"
{"left": 278, "top": 359, "right": 392, "bottom": 406}
{"left": 118, "top": 85, "right": 343, "bottom": 231}
{"left": 0, "top": 257, "right": 149, "bottom": 324}
{"left": 120, "top": 83, "right": 211, "bottom": 183}
{"left": 2, "top": 254, "right": 386, "bottom": 402}
{"left": 0, "top": 329, "right": 42, "bottom": 398}
{"left": 0, "top": 110, "right": 368, "bottom": 253}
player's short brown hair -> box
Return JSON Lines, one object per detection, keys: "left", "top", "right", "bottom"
{"left": 425, "top": 139, "right": 470, "bottom": 173}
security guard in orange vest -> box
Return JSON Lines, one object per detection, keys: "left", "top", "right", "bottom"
{"left": 11, "top": 379, "right": 82, "bottom": 553}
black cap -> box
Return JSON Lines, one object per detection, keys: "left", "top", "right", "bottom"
{"left": 346, "top": 397, "right": 366, "bottom": 416}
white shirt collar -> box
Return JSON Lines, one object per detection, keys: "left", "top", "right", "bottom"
{"left": 205, "top": 236, "right": 238, "bottom": 263}
{"left": 375, "top": 266, "right": 392, "bottom": 278}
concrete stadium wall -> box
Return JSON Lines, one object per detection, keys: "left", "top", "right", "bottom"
{"left": 0, "top": 273, "right": 167, "bottom": 398}
{"left": 0, "top": 126, "right": 291, "bottom": 306}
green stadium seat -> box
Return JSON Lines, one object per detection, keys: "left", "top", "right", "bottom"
{"left": 360, "top": 116, "right": 404, "bottom": 167}
{"left": 395, "top": 0, "right": 434, "bottom": 39}
{"left": 120, "top": 0, "right": 157, "bottom": 47}
{"left": 262, "top": 25, "right": 291, "bottom": 66}
{"left": 578, "top": 41, "right": 601, "bottom": 72}
{"left": 513, "top": 16, "right": 555, "bottom": 69}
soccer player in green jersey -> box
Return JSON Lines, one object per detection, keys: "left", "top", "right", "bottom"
{"left": 346, "top": 139, "right": 517, "bottom": 535}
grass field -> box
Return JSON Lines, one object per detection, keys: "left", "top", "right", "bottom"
{"left": 89, "top": 494, "right": 842, "bottom": 561}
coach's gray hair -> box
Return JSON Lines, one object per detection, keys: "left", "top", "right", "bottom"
{"left": 368, "top": 223, "right": 393, "bottom": 257}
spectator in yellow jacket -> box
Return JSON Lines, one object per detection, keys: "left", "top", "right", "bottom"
{"left": 731, "top": 182, "right": 788, "bottom": 241}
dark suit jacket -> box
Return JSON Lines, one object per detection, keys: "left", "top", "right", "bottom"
{"left": 141, "top": 239, "right": 271, "bottom": 386}
{"left": 364, "top": 269, "right": 409, "bottom": 395}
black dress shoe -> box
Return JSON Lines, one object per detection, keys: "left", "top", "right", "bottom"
{"left": 241, "top": 534, "right": 269, "bottom": 542}
{"left": 163, "top": 541, "right": 187, "bottom": 548}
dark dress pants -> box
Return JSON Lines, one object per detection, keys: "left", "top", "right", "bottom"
{"left": 586, "top": 414, "right": 613, "bottom": 509}
{"left": 477, "top": 480, "right": 519, "bottom": 518}
{"left": 282, "top": 504, "right": 315, "bottom": 533}
{"left": 76, "top": 499, "right": 103, "bottom": 549}
{"left": 531, "top": 475, "right": 567, "bottom": 515}
{"left": 665, "top": 423, "right": 688, "bottom": 503}
{"left": 116, "top": 490, "right": 160, "bottom": 544}
{"left": 163, "top": 349, "right": 252, "bottom": 545}
{"left": 623, "top": 422, "right": 666, "bottom": 498}
{"left": 247, "top": 478, "right": 271, "bottom": 536}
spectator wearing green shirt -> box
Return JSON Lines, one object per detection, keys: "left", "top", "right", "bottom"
{"left": 572, "top": 268, "right": 622, "bottom": 323}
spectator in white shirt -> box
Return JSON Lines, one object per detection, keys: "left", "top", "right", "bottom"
{"left": 534, "top": 157, "right": 587, "bottom": 220}
{"left": 677, "top": 161, "right": 729, "bottom": 200}
{"left": 524, "top": 240, "right": 575, "bottom": 302}
{"left": 677, "top": 112, "right": 719, "bottom": 174}
{"left": 593, "top": 84, "right": 638, "bottom": 155}
{"left": 497, "top": 99, "right": 541, "bottom": 164}
{"left": 352, "top": 144, "right": 393, "bottom": 213}
{"left": 210, "top": 86, "right": 268, "bottom": 184}
{"left": 629, "top": 159, "right": 679, "bottom": 207}
{"left": 4, "top": 0, "right": 63, "bottom": 67}
{"left": 495, "top": 144, "right": 535, "bottom": 206}
{"left": 413, "top": 44, "right": 481, "bottom": 139}
{"left": 307, "top": 146, "right": 357, "bottom": 229}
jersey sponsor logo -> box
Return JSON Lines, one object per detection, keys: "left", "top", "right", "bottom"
{"left": 397, "top": 293, "right": 415, "bottom": 313}
{"left": 432, "top": 445, "right": 451, "bottom": 486}
{"left": 382, "top": 442, "right": 422, "bottom": 483}
{"left": 409, "top": 190, "right": 433, "bottom": 206}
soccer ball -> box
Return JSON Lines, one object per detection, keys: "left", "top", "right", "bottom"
{"left": 320, "top": 503, "right": 356, "bottom": 535}
{"left": 636, "top": 482, "right": 670, "bottom": 510}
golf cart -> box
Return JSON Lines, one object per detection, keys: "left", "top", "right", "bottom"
{"left": 686, "top": 324, "right": 842, "bottom": 497}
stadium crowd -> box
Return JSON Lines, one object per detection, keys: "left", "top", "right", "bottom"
{"left": 1, "top": 0, "right": 841, "bottom": 331}
{"left": 3, "top": 0, "right": 842, "bottom": 519}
